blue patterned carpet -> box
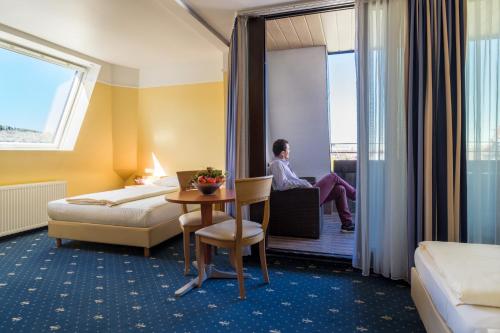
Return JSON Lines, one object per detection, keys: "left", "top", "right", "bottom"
{"left": 0, "top": 229, "right": 424, "bottom": 333}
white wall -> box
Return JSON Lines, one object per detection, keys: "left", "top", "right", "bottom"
{"left": 139, "top": 55, "right": 223, "bottom": 87}
{"left": 267, "top": 46, "right": 331, "bottom": 179}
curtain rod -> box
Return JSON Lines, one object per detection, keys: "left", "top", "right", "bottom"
{"left": 238, "top": 0, "right": 354, "bottom": 17}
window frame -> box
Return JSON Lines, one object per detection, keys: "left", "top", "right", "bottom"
{"left": 0, "top": 30, "right": 100, "bottom": 151}
{"left": 327, "top": 50, "right": 358, "bottom": 161}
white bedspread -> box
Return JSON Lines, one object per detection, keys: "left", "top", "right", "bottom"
{"left": 49, "top": 195, "right": 197, "bottom": 228}
{"left": 66, "top": 185, "right": 177, "bottom": 206}
{"left": 415, "top": 247, "right": 500, "bottom": 333}
{"left": 420, "top": 241, "right": 500, "bottom": 308}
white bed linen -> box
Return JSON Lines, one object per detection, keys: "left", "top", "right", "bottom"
{"left": 420, "top": 241, "right": 500, "bottom": 307}
{"left": 49, "top": 195, "right": 197, "bottom": 228}
{"left": 65, "top": 185, "right": 177, "bottom": 206}
{"left": 415, "top": 247, "right": 500, "bottom": 333}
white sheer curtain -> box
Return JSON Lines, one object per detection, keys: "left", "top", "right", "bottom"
{"left": 225, "top": 17, "right": 251, "bottom": 256}
{"left": 466, "top": 0, "right": 500, "bottom": 244}
{"left": 226, "top": 16, "right": 249, "bottom": 219}
{"left": 354, "top": 0, "right": 408, "bottom": 279}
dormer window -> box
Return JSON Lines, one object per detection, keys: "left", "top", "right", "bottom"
{"left": 0, "top": 32, "right": 100, "bottom": 150}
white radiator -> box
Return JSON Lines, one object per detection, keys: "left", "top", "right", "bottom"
{"left": 0, "top": 181, "right": 67, "bottom": 237}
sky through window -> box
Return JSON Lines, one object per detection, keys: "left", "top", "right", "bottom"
{"left": 328, "top": 52, "right": 357, "bottom": 160}
{"left": 0, "top": 47, "right": 77, "bottom": 143}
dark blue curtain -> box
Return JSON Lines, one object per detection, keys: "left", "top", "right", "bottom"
{"left": 407, "top": 0, "right": 468, "bottom": 270}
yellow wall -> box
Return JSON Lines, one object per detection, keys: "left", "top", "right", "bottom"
{"left": 0, "top": 81, "right": 226, "bottom": 195}
{"left": 137, "top": 82, "right": 225, "bottom": 176}
{"left": 111, "top": 86, "right": 138, "bottom": 180}
{"left": 0, "top": 83, "right": 124, "bottom": 196}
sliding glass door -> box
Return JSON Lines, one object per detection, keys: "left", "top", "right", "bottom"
{"left": 466, "top": 0, "right": 500, "bottom": 244}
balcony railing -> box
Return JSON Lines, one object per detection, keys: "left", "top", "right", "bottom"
{"left": 330, "top": 142, "right": 357, "bottom": 160}
{"left": 466, "top": 142, "right": 500, "bottom": 160}
{"left": 330, "top": 142, "right": 500, "bottom": 161}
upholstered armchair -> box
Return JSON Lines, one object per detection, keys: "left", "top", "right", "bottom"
{"left": 268, "top": 177, "right": 323, "bottom": 239}
{"left": 333, "top": 161, "right": 357, "bottom": 212}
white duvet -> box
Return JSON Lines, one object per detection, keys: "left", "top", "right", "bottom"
{"left": 66, "top": 185, "right": 178, "bottom": 206}
{"left": 419, "top": 241, "right": 500, "bottom": 308}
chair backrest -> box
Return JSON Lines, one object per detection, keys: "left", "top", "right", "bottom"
{"left": 176, "top": 170, "right": 199, "bottom": 191}
{"left": 176, "top": 170, "right": 200, "bottom": 214}
{"left": 234, "top": 176, "right": 273, "bottom": 238}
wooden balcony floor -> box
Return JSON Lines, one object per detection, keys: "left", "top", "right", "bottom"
{"left": 268, "top": 213, "right": 354, "bottom": 257}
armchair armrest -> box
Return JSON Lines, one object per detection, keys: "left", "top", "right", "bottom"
{"left": 300, "top": 177, "right": 317, "bottom": 185}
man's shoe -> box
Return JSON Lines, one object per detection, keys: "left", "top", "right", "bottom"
{"left": 341, "top": 224, "right": 355, "bottom": 233}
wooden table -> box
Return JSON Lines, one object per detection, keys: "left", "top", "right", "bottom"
{"left": 166, "top": 188, "right": 243, "bottom": 297}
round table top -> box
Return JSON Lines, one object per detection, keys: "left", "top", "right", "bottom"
{"left": 165, "top": 188, "right": 235, "bottom": 205}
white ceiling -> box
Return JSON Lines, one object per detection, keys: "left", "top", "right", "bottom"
{"left": 0, "top": 0, "right": 352, "bottom": 86}
{"left": 185, "top": 0, "right": 300, "bottom": 41}
{"left": 0, "top": 0, "right": 225, "bottom": 86}
{"left": 0, "top": 0, "right": 300, "bottom": 68}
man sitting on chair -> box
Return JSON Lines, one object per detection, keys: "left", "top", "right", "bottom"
{"left": 268, "top": 139, "right": 356, "bottom": 233}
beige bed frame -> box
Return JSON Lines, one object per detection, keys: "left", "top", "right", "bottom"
{"left": 411, "top": 267, "right": 452, "bottom": 333}
{"left": 48, "top": 217, "right": 182, "bottom": 257}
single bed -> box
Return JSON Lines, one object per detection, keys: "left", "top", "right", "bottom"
{"left": 47, "top": 183, "right": 195, "bottom": 257}
{"left": 412, "top": 243, "right": 500, "bottom": 333}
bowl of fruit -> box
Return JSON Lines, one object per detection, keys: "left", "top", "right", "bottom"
{"left": 192, "top": 167, "right": 227, "bottom": 195}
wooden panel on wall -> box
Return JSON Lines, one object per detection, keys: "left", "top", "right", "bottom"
{"left": 266, "top": 19, "right": 289, "bottom": 49}
{"left": 290, "top": 15, "right": 314, "bottom": 47}
{"left": 266, "top": 31, "right": 278, "bottom": 50}
{"left": 276, "top": 18, "right": 302, "bottom": 49}
{"left": 304, "top": 14, "right": 326, "bottom": 46}
{"left": 265, "top": 9, "right": 355, "bottom": 52}
{"left": 321, "top": 9, "right": 355, "bottom": 52}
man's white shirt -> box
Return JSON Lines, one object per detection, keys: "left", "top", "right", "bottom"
{"left": 268, "top": 158, "right": 312, "bottom": 191}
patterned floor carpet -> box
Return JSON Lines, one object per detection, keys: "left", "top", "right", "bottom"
{"left": 0, "top": 229, "right": 425, "bottom": 333}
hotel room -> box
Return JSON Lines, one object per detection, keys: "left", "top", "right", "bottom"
{"left": 0, "top": 0, "right": 499, "bottom": 332}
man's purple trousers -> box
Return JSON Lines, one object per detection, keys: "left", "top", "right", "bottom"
{"left": 315, "top": 173, "right": 356, "bottom": 226}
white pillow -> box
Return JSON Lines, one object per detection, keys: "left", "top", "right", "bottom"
{"left": 152, "top": 176, "right": 179, "bottom": 188}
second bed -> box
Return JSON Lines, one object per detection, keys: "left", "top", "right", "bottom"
{"left": 47, "top": 184, "right": 196, "bottom": 256}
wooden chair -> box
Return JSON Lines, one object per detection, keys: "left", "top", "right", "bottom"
{"left": 176, "top": 171, "right": 231, "bottom": 275}
{"left": 195, "top": 175, "right": 273, "bottom": 299}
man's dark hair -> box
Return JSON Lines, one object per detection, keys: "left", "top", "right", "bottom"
{"left": 272, "top": 139, "right": 289, "bottom": 157}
